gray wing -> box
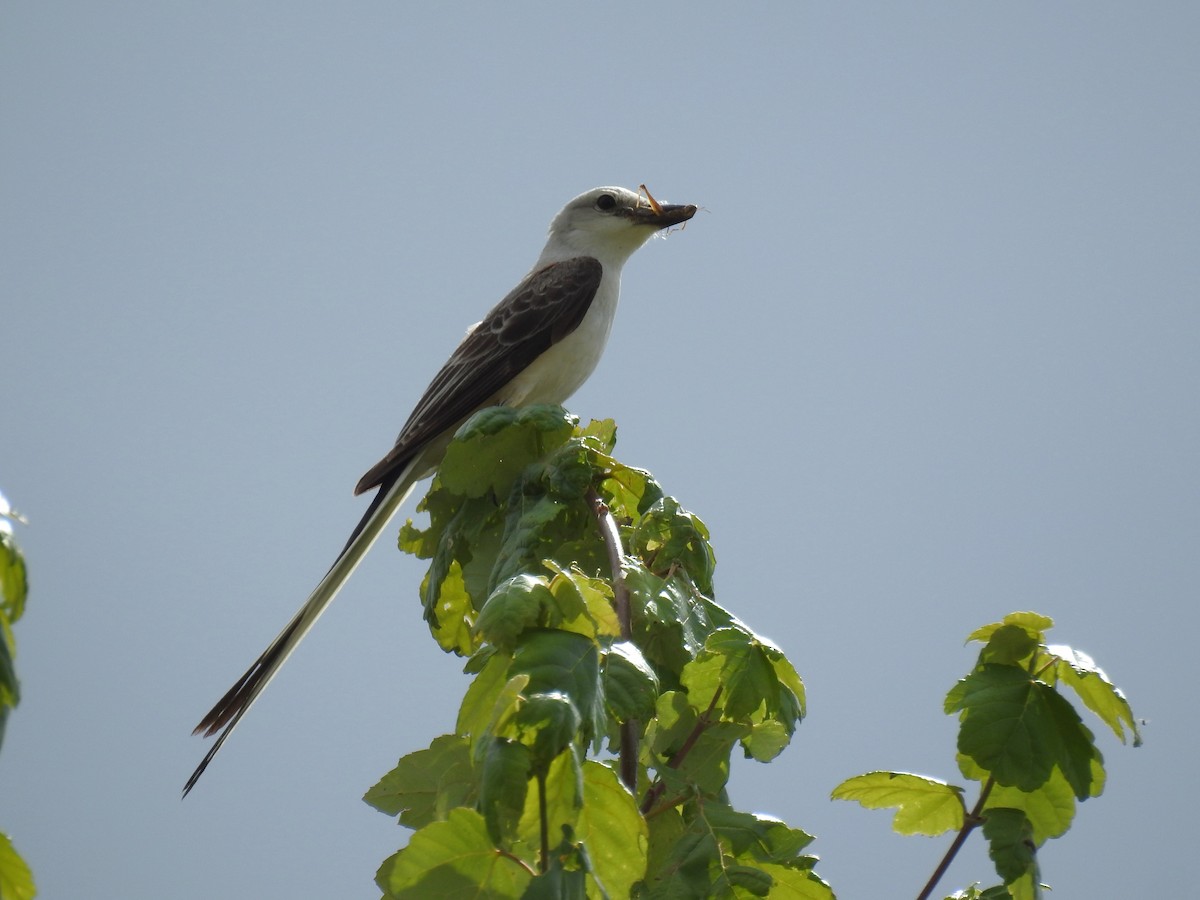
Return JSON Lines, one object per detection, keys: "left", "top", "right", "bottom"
{"left": 354, "top": 255, "right": 603, "bottom": 495}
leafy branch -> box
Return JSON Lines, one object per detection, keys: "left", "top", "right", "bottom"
{"left": 832, "top": 612, "right": 1142, "bottom": 899}
{"left": 357, "top": 408, "right": 1140, "bottom": 898}
{"left": 363, "top": 407, "right": 828, "bottom": 898}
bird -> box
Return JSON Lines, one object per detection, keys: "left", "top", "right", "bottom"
{"left": 185, "top": 185, "right": 697, "bottom": 794}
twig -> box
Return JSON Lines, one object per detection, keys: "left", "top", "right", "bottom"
{"left": 587, "top": 486, "right": 639, "bottom": 794}
{"left": 915, "top": 776, "right": 996, "bottom": 900}
{"left": 640, "top": 687, "right": 723, "bottom": 817}
{"left": 586, "top": 487, "right": 631, "bottom": 640}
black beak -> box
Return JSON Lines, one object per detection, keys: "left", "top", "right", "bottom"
{"left": 625, "top": 202, "right": 698, "bottom": 229}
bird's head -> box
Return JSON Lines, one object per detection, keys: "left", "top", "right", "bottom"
{"left": 540, "top": 186, "right": 697, "bottom": 267}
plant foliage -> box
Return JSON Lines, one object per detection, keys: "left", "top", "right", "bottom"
{"left": 365, "top": 407, "right": 829, "bottom": 899}
{"left": 0, "top": 490, "right": 35, "bottom": 899}
{"left": 833, "top": 611, "right": 1140, "bottom": 899}
{"left": 362, "top": 409, "right": 1139, "bottom": 899}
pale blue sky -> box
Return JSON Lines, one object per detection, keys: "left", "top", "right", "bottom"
{"left": 3, "top": 4, "right": 1197, "bottom": 898}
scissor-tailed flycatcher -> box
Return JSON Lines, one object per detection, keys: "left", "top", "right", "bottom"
{"left": 185, "top": 186, "right": 696, "bottom": 794}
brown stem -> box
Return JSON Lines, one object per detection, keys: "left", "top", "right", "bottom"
{"left": 915, "top": 776, "right": 996, "bottom": 900}
{"left": 586, "top": 487, "right": 631, "bottom": 640}
{"left": 587, "top": 486, "right": 639, "bottom": 794}
{"left": 640, "top": 687, "right": 724, "bottom": 816}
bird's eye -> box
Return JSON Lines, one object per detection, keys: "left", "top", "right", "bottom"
{"left": 595, "top": 193, "right": 617, "bottom": 212}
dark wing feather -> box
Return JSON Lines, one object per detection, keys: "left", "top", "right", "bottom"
{"left": 354, "top": 256, "right": 603, "bottom": 495}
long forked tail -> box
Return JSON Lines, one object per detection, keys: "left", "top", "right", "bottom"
{"left": 183, "top": 463, "right": 420, "bottom": 796}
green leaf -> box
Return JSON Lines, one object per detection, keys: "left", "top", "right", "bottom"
{"left": 510, "top": 692, "right": 582, "bottom": 772}
{"left": 754, "top": 862, "right": 835, "bottom": 899}
{"left": 574, "top": 760, "right": 648, "bottom": 899}
{"left": 440, "top": 405, "right": 577, "bottom": 499}
{"left": 624, "top": 563, "right": 715, "bottom": 680}
{"left": 603, "top": 641, "right": 660, "bottom": 723}
{"left": 479, "top": 738, "right": 533, "bottom": 845}
{"left": 476, "top": 575, "right": 555, "bottom": 652}
{"left": 364, "top": 734, "right": 475, "bottom": 829}
{"left": 457, "top": 652, "right": 515, "bottom": 743}
{"left": 546, "top": 562, "right": 619, "bottom": 640}
{"left": 0, "top": 529, "right": 28, "bottom": 625}
{"left": 678, "top": 628, "right": 803, "bottom": 762}
{"left": 377, "top": 807, "right": 532, "bottom": 898}
{"left": 981, "top": 807, "right": 1039, "bottom": 888}
{"left": 831, "top": 772, "right": 966, "bottom": 836}
{"left": 966, "top": 612, "right": 1054, "bottom": 646}
{"left": 700, "top": 804, "right": 816, "bottom": 863}
{"left": 630, "top": 498, "right": 715, "bottom": 595}
{"left": 948, "top": 664, "right": 1095, "bottom": 798}
{"left": 978, "top": 625, "right": 1038, "bottom": 666}
{"left": 980, "top": 762, "right": 1078, "bottom": 843}
{"left": 1047, "top": 644, "right": 1142, "bottom": 747}
{"left": 424, "top": 559, "right": 478, "bottom": 656}
{"left": 0, "top": 832, "right": 35, "bottom": 900}
{"left": 509, "top": 631, "right": 604, "bottom": 749}
{"left": 514, "top": 749, "right": 583, "bottom": 857}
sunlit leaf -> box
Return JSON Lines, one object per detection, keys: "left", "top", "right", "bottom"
{"left": 949, "top": 665, "right": 1095, "bottom": 798}
{"left": 978, "top": 625, "right": 1037, "bottom": 666}
{"left": 630, "top": 498, "right": 715, "bottom": 595}
{"left": 831, "top": 772, "right": 965, "bottom": 836}
{"left": 754, "top": 862, "right": 835, "bottom": 899}
{"left": 982, "top": 763, "right": 1077, "bottom": 844}
{"left": 1047, "top": 644, "right": 1142, "bottom": 747}
{"left": 0, "top": 833, "right": 35, "bottom": 900}
{"left": 510, "top": 692, "right": 582, "bottom": 772}
{"left": 364, "top": 734, "right": 475, "bottom": 829}
{"left": 377, "top": 807, "right": 532, "bottom": 898}
{"left": 440, "top": 405, "right": 577, "bottom": 499}
{"left": 575, "top": 760, "right": 648, "bottom": 898}
{"left": 966, "top": 612, "right": 1054, "bottom": 646}
{"left": 475, "top": 575, "right": 554, "bottom": 652}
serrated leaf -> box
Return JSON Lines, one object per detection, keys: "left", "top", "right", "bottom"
{"left": 754, "top": 862, "right": 835, "bottom": 899}
{"left": 1047, "top": 644, "right": 1142, "bottom": 746}
{"left": 515, "top": 748, "right": 583, "bottom": 859}
{"left": 641, "top": 828, "right": 719, "bottom": 899}
{"left": 364, "top": 734, "right": 475, "bottom": 829}
{"left": 949, "top": 665, "right": 1095, "bottom": 798}
{"left": 966, "top": 612, "right": 1054, "bottom": 646}
{"left": 480, "top": 738, "right": 533, "bottom": 845}
{"left": 981, "top": 808, "right": 1038, "bottom": 888}
{"left": 425, "top": 559, "right": 478, "bottom": 656}
{"left": 457, "top": 652, "right": 514, "bottom": 743}
{"left": 441, "top": 405, "right": 577, "bottom": 499}
{"left": 831, "top": 772, "right": 966, "bottom": 836}
{"left": 631, "top": 498, "right": 715, "bottom": 595}
{"left": 510, "top": 692, "right": 582, "bottom": 772}
{"left": 575, "top": 759, "right": 649, "bottom": 899}
{"left": 476, "top": 575, "right": 554, "bottom": 652}
{"left": 982, "top": 763, "right": 1077, "bottom": 843}
{"left": 0, "top": 833, "right": 35, "bottom": 900}
{"left": 546, "top": 562, "right": 619, "bottom": 639}
{"left": 978, "top": 625, "right": 1037, "bottom": 666}
{"left": 603, "top": 641, "right": 660, "bottom": 722}
{"left": 377, "top": 807, "right": 532, "bottom": 898}
{"left": 701, "top": 805, "right": 815, "bottom": 863}
{"left": 510, "top": 631, "right": 605, "bottom": 748}
{"left": 671, "top": 722, "right": 747, "bottom": 795}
